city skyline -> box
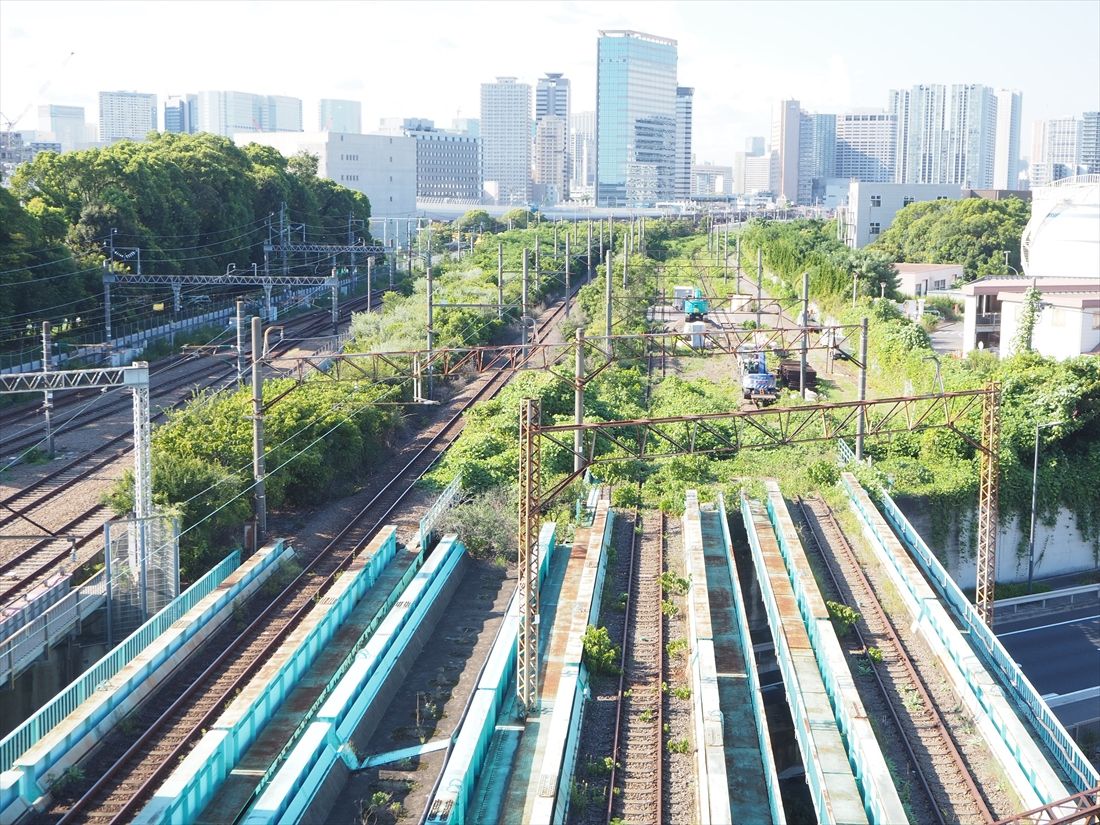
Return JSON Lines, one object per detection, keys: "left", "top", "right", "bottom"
{"left": 2, "top": 0, "right": 1098, "bottom": 166}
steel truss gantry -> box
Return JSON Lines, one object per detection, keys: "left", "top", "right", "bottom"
{"left": 514, "top": 384, "right": 1002, "bottom": 708}
{"left": 102, "top": 270, "right": 341, "bottom": 336}
{"left": 0, "top": 363, "right": 153, "bottom": 532}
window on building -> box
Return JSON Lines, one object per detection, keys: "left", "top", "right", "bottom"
{"left": 869, "top": 222, "right": 881, "bottom": 235}
{"left": 1093, "top": 311, "right": 1100, "bottom": 330}
{"left": 870, "top": 195, "right": 881, "bottom": 207}
{"left": 903, "top": 196, "right": 915, "bottom": 206}
{"left": 934, "top": 279, "right": 946, "bottom": 290}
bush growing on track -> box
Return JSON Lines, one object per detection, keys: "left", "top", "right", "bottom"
{"left": 582, "top": 625, "right": 621, "bottom": 676}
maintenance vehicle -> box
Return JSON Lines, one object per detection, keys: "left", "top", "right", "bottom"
{"left": 737, "top": 345, "right": 778, "bottom": 404}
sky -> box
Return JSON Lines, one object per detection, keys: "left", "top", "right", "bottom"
{"left": 2, "top": 0, "right": 1099, "bottom": 165}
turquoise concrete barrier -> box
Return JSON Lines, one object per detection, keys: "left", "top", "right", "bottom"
{"left": 0, "top": 551, "right": 240, "bottom": 774}
{"left": 716, "top": 494, "right": 786, "bottom": 825}
{"left": 244, "top": 535, "right": 468, "bottom": 824}
{"left": 842, "top": 475, "right": 1098, "bottom": 794}
{"left": 136, "top": 530, "right": 399, "bottom": 824}
{"left": 763, "top": 487, "right": 907, "bottom": 825}
{"left": 425, "top": 522, "right": 557, "bottom": 825}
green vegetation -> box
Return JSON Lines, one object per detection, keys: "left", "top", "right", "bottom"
{"left": 826, "top": 600, "right": 861, "bottom": 636}
{"left": 659, "top": 571, "right": 690, "bottom": 596}
{"left": 667, "top": 738, "right": 691, "bottom": 754}
{"left": 666, "top": 638, "right": 689, "bottom": 659}
{"left": 872, "top": 197, "right": 1029, "bottom": 281}
{"left": 581, "top": 625, "right": 621, "bottom": 675}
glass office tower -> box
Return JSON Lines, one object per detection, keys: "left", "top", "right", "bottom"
{"left": 596, "top": 31, "right": 678, "bottom": 207}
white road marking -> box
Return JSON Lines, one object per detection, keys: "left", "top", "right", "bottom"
{"left": 998, "top": 614, "right": 1100, "bottom": 637}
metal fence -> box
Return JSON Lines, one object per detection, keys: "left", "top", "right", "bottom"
{"left": 104, "top": 512, "right": 180, "bottom": 643}
{"left": 0, "top": 551, "right": 239, "bottom": 772}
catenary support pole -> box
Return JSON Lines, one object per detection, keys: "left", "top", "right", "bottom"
{"left": 565, "top": 235, "right": 571, "bottom": 318}
{"left": 236, "top": 299, "right": 246, "bottom": 385}
{"left": 587, "top": 220, "right": 593, "bottom": 281}
{"left": 856, "top": 316, "right": 868, "bottom": 460}
{"left": 800, "top": 272, "right": 809, "bottom": 399}
{"left": 756, "top": 248, "right": 763, "bottom": 328}
{"left": 521, "top": 249, "right": 529, "bottom": 356}
{"left": 497, "top": 243, "right": 505, "bottom": 320}
{"left": 41, "top": 322, "right": 54, "bottom": 457}
{"left": 574, "top": 328, "right": 584, "bottom": 474}
{"left": 366, "top": 258, "right": 373, "bottom": 309}
{"left": 251, "top": 316, "right": 267, "bottom": 543}
{"left": 605, "top": 250, "right": 613, "bottom": 340}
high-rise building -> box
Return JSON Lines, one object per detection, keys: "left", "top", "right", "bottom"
{"left": 37, "top": 104, "right": 87, "bottom": 151}
{"left": 480, "top": 77, "right": 532, "bottom": 205}
{"left": 745, "top": 136, "right": 765, "bottom": 156}
{"left": 798, "top": 112, "right": 835, "bottom": 203}
{"left": 771, "top": 99, "right": 802, "bottom": 204}
{"left": 570, "top": 111, "right": 596, "bottom": 195}
{"left": 836, "top": 110, "right": 897, "bottom": 183}
{"left": 993, "top": 89, "right": 1022, "bottom": 189}
{"left": 452, "top": 118, "right": 480, "bottom": 138}
{"left": 535, "top": 74, "right": 570, "bottom": 202}
{"left": 675, "top": 87, "right": 694, "bottom": 200}
{"left": 98, "top": 91, "right": 157, "bottom": 143}
{"left": 197, "top": 91, "right": 303, "bottom": 136}
{"left": 164, "top": 95, "right": 198, "bottom": 134}
{"left": 1030, "top": 117, "right": 1082, "bottom": 186}
{"left": 596, "top": 30, "right": 678, "bottom": 207}
{"left": 947, "top": 84, "right": 997, "bottom": 188}
{"left": 265, "top": 96, "right": 303, "bottom": 132}
{"left": 319, "top": 99, "right": 361, "bottom": 133}
{"left": 692, "top": 161, "right": 733, "bottom": 196}
{"left": 890, "top": 83, "right": 997, "bottom": 188}
{"left": 533, "top": 115, "right": 567, "bottom": 204}
{"left": 1080, "top": 111, "right": 1100, "bottom": 174}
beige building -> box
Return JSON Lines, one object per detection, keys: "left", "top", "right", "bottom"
{"left": 893, "top": 263, "right": 964, "bottom": 297}
{"left": 532, "top": 115, "right": 567, "bottom": 205}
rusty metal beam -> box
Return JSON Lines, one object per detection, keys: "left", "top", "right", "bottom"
{"left": 517, "top": 397, "right": 541, "bottom": 714}
{"left": 976, "top": 383, "right": 1001, "bottom": 627}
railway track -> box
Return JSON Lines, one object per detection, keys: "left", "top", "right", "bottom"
{"left": 0, "top": 293, "right": 380, "bottom": 608}
{"left": 607, "top": 509, "right": 665, "bottom": 825}
{"left": 797, "top": 494, "right": 994, "bottom": 825}
{"left": 44, "top": 290, "right": 573, "bottom": 825}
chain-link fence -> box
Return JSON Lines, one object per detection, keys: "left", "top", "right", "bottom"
{"left": 103, "top": 510, "right": 179, "bottom": 643}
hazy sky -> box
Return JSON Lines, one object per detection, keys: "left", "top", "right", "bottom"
{"left": 2, "top": 0, "right": 1098, "bottom": 164}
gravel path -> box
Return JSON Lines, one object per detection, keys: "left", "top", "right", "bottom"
{"left": 662, "top": 515, "right": 696, "bottom": 823}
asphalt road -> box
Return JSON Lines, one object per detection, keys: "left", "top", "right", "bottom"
{"left": 997, "top": 606, "right": 1100, "bottom": 696}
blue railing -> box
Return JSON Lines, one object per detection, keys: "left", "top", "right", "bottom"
{"left": 0, "top": 551, "right": 240, "bottom": 772}
{"left": 864, "top": 481, "right": 1098, "bottom": 793}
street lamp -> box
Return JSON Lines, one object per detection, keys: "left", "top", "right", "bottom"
{"left": 1026, "top": 419, "right": 1063, "bottom": 593}
{"left": 1003, "top": 251, "right": 1020, "bottom": 277}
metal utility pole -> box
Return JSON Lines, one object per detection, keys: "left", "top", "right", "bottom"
{"left": 521, "top": 249, "right": 529, "bottom": 356}
{"left": 497, "top": 243, "right": 505, "bottom": 320}
{"left": 235, "top": 299, "right": 246, "bottom": 384}
{"left": 534, "top": 235, "right": 541, "bottom": 293}
{"left": 564, "top": 235, "right": 571, "bottom": 318}
{"left": 103, "top": 262, "right": 113, "bottom": 341}
{"left": 574, "top": 329, "right": 584, "bottom": 474}
{"left": 622, "top": 234, "right": 629, "bottom": 288}
{"left": 41, "top": 322, "right": 54, "bottom": 457}
{"left": 366, "top": 258, "right": 373, "bottom": 309}
{"left": 756, "top": 249, "right": 763, "bottom": 328}
{"left": 856, "top": 317, "right": 868, "bottom": 460}
{"left": 554, "top": 221, "right": 559, "bottom": 260}
{"left": 251, "top": 317, "right": 267, "bottom": 543}
{"left": 605, "top": 251, "right": 613, "bottom": 339}
{"left": 975, "top": 383, "right": 1001, "bottom": 626}
{"left": 517, "top": 396, "right": 541, "bottom": 714}
{"left": 800, "top": 272, "right": 809, "bottom": 399}
{"left": 723, "top": 222, "right": 729, "bottom": 281}
{"left": 735, "top": 236, "right": 741, "bottom": 289}
{"left": 426, "top": 257, "right": 435, "bottom": 370}
{"left": 587, "top": 221, "right": 593, "bottom": 281}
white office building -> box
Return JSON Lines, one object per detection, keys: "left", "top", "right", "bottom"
{"left": 480, "top": 77, "right": 531, "bottom": 205}
{"left": 692, "top": 162, "right": 733, "bottom": 196}
{"left": 1082, "top": 111, "right": 1100, "bottom": 174}
{"left": 198, "top": 91, "right": 303, "bottom": 137}
{"left": 379, "top": 118, "right": 481, "bottom": 201}
{"left": 1030, "top": 117, "right": 1083, "bottom": 186}
{"left": 570, "top": 111, "right": 596, "bottom": 197}
{"left": 771, "top": 99, "right": 801, "bottom": 204}
{"left": 533, "top": 115, "right": 567, "bottom": 205}
{"left": 235, "top": 131, "right": 416, "bottom": 237}
{"left": 734, "top": 150, "right": 778, "bottom": 196}
{"left": 37, "top": 104, "right": 88, "bottom": 152}
{"left": 319, "top": 99, "right": 361, "bottom": 133}
{"left": 837, "top": 181, "right": 960, "bottom": 248}
{"left": 993, "top": 89, "right": 1022, "bottom": 189}
{"left": 98, "top": 91, "right": 157, "bottom": 143}
{"left": 836, "top": 110, "right": 896, "bottom": 183}
{"left": 947, "top": 84, "right": 997, "bottom": 188}
{"left": 799, "top": 112, "right": 835, "bottom": 204}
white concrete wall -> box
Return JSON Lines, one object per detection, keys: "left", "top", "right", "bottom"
{"left": 897, "top": 499, "right": 1099, "bottom": 588}
{"left": 1000, "top": 301, "right": 1092, "bottom": 360}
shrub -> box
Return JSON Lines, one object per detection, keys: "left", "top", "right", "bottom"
{"left": 581, "top": 625, "right": 621, "bottom": 675}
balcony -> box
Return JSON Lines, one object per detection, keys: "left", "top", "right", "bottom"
{"left": 976, "top": 312, "right": 1001, "bottom": 328}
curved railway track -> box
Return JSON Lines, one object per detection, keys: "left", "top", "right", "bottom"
{"left": 0, "top": 293, "right": 380, "bottom": 608}
{"left": 796, "top": 494, "right": 994, "bottom": 825}
{"left": 45, "top": 290, "right": 573, "bottom": 825}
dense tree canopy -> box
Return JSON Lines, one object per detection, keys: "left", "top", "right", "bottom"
{"left": 1, "top": 134, "right": 374, "bottom": 353}
{"left": 872, "top": 197, "right": 1030, "bottom": 281}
